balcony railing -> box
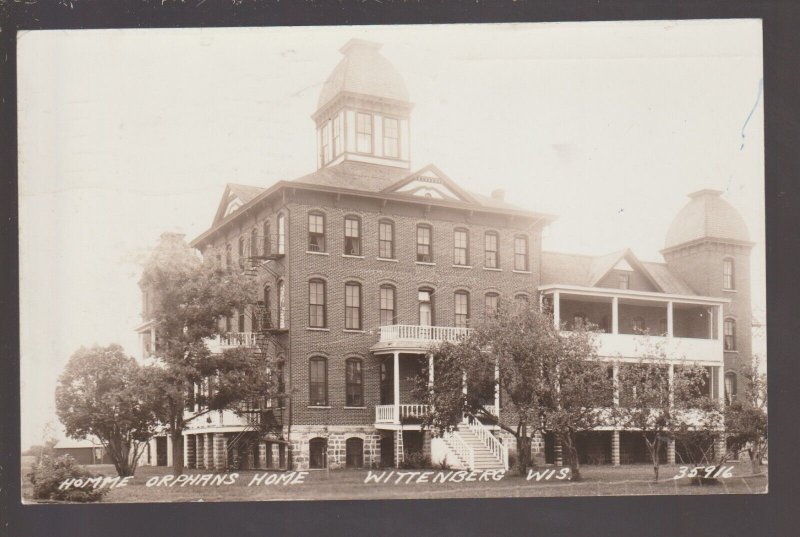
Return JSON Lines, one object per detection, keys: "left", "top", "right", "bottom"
{"left": 208, "top": 332, "right": 258, "bottom": 351}
{"left": 379, "top": 325, "right": 472, "bottom": 343}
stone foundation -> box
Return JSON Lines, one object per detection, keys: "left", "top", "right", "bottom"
{"left": 288, "top": 426, "right": 383, "bottom": 470}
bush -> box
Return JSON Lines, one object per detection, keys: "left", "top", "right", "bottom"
{"left": 435, "top": 455, "right": 451, "bottom": 470}
{"left": 27, "top": 455, "right": 108, "bottom": 502}
{"left": 399, "top": 452, "right": 432, "bottom": 469}
{"left": 507, "top": 449, "right": 518, "bottom": 470}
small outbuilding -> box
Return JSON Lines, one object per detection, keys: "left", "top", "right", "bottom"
{"left": 53, "top": 438, "right": 112, "bottom": 465}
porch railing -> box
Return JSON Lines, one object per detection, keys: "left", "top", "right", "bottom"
{"left": 215, "top": 332, "right": 258, "bottom": 348}
{"left": 379, "top": 325, "right": 472, "bottom": 343}
{"left": 466, "top": 413, "right": 509, "bottom": 470}
{"left": 375, "top": 404, "right": 430, "bottom": 424}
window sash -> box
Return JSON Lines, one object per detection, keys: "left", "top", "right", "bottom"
{"left": 380, "top": 287, "right": 396, "bottom": 326}
{"left": 332, "top": 116, "right": 341, "bottom": 156}
{"left": 485, "top": 294, "right": 499, "bottom": 316}
{"left": 309, "top": 359, "right": 327, "bottom": 406}
{"left": 345, "top": 284, "right": 362, "bottom": 330}
{"left": 346, "top": 360, "right": 363, "bottom": 406}
{"left": 723, "top": 260, "right": 735, "bottom": 289}
{"left": 378, "top": 222, "right": 394, "bottom": 258}
{"left": 383, "top": 118, "right": 399, "bottom": 158}
{"left": 454, "top": 292, "right": 469, "bottom": 327}
{"left": 417, "top": 226, "right": 432, "bottom": 261}
{"left": 454, "top": 230, "right": 469, "bottom": 265}
{"left": 344, "top": 218, "right": 361, "bottom": 255}
{"left": 485, "top": 233, "right": 498, "bottom": 268}
{"left": 356, "top": 113, "right": 373, "bottom": 153}
{"left": 514, "top": 237, "right": 528, "bottom": 270}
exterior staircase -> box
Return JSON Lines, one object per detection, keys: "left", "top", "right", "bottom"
{"left": 440, "top": 418, "right": 508, "bottom": 471}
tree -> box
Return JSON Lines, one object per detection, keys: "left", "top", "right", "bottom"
{"left": 725, "top": 355, "right": 767, "bottom": 475}
{"left": 55, "top": 344, "right": 160, "bottom": 477}
{"left": 415, "top": 301, "right": 611, "bottom": 480}
{"left": 141, "top": 233, "right": 276, "bottom": 475}
{"left": 615, "top": 339, "right": 722, "bottom": 481}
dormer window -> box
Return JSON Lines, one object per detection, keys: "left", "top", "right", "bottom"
{"left": 356, "top": 112, "right": 373, "bottom": 154}
{"left": 383, "top": 117, "right": 399, "bottom": 158}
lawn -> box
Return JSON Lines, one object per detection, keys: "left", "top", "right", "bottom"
{"left": 21, "top": 461, "right": 767, "bottom": 503}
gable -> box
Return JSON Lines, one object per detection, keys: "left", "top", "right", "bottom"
{"left": 382, "top": 165, "right": 478, "bottom": 205}
{"left": 211, "top": 183, "right": 266, "bottom": 226}
{"left": 589, "top": 250, "right": 663, "bottom": 292}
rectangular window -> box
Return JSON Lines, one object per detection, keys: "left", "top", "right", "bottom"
{"left": 485, "top": 293, "right": 499, "bottom": 317}
{"left": 309, "top": 358, "right": 327, "bottom": 406}
{"left": 277, "top": 214, "right": 285, "bottom": 255}
{"left": 332, "top": 116, "right": 341, "bottom": 157}
{"left": 346, "top": 360, "right": 363, "bottom": 407}
{"left": 380, "top": 286, "right": 396, "bottom": 326}
{"left": 345, "top": 283, "right": 362, "bottom": 330}
{"left": 320, "top": 124, "right": 330, "bottom": 165}
{"left": 514, "top": 236, "right": 529, "bottom": 271}
{"left": 356, "top": 112, "right": 373, "bottom": 153}
{"left": 383, "top": 117, "right": 399, "bottom": 158}
{"left": 454, "top": 292, "right": 469, "bottom": 328}
{"left": 238, "top": 311, "right": 245, "bottom": 332}
{"left": 308, "top": 213, "right": 325, "bottom": 252}
{"left": 724, "top": 319, "right": 736, "bottom": 351}
{"left": 419, "top": 290, "right": 433, "bottom": 326}
{"left": 379, "top": 221, "right": 394, "bottom": 259}
{"left": 454, "top": 229, "right": 469, "bottom": 266}
{"left": 344, "top": 217, "right": 361, "bottom": 256}
{"left": 308, "top": 280, "right": 326, "bottom": 328}
{"left": 723, "top": 259, "right": 735, "bottom": 290}
{"left": 485, "top": 232, "right": 498, "bottom": 268}
{"left": 618, "top": 273, "right": 630, "bottom": 290}
{"left": 417, "top": 225, "right": 432, "bottom": 262}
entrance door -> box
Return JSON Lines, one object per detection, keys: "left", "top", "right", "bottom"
{"left": 309, "top": 438, "right": 327, "bottom": 469}
{"left": 345, "top": 438, "right": 364, "bottom": 468}
{"left": 380, "top": 434, "right": 394, "bottom": 468}
{"left": 156, "top": 437, "right": 168, "bottom": 466}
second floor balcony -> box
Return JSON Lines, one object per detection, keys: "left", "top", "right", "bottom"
{"left": 372, "top": 324, "right": 472, "bottom": 352}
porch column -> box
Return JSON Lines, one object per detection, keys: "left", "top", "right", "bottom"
{"left": 668, "top": 364, "right": 675, "bottom": 407}
{"left": 611, "top": 431, "right": 620, "bottom": 466}
{"left": 708, "top": 307, "right": 714, "bottom": 339}
{"left": 195, "top": 435, "right": 204, "bottom": 469}
{"left": 717, "top": 365, "right": 725, "bottom": 404}
{"left": 393, "top": 351, "right": 400, "bottom": 425}
{"left": 166, "top": 435, "right": 173, "bottom": 468}
{"left": 612, "top": 296, "right": 619, "bottom": 334}
{"left": 428, "top": 352, "right": 434, "bottom": 388}
{"left": 259, "top": 442, "right": 268, "bottom": 470}
{"left": 494, "top": 360, "right": 500, "bottom": 414}
{"left": 717, "top": 305, "right": 724, "bottom": 341}
{"left": 213, "top": 433, "right": 227, "bottom": 471}
{"left": 667, "top": 439, "right": 676, "bottom": 464}
{"left": 185, "top": 434, "right": 196, "bottom": 469}
{"left": 553, "top": 291, "right": 560, "bottom": 329}
{"left": 612, "top": 363, "right": 620, "bottom": 407}
{"left": 554, "top": 438, "right": 563, "bottom": 467}
{"left": 666, "top": 301, "right": 674, "bottom": 337}
{"left": 204, "top": 433, "right": 212, "bottom": 469}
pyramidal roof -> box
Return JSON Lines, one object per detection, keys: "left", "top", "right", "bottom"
{"left": 317, "top": 39, "right": 410, "bottom": 109}
{"left": 664, "top": 189, "right": 751, "bottom": 250}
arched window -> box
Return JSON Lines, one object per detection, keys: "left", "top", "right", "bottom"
{"left": 378, "top": 220, "right": 395, "bottom": 259}
{"left": 238, "top": 236, "right": 246, "bottom": 268}
{"left": 309, "top": 437, "right": 327, "bottom": 469}
{"left": 262, "top": 285, "right": 272, "bottom": 328}
{"left": 250, "top": 227, "right": 258, "bottom": 257}
{"left": 309, "top": 357, "right": 328, "bottom": 406}
{"left": 379, "top": 285, "right": 396, "bottom": 326}
{"left": 454, "top": 228, "right": 469, "bottom": 266}
{"left": 276, "top": 213, "right": 286, "bottom": 255}
{"left": 262, "top": 220, "right": 271, "bottom": 255}
{"left": 724, "top": 318, "right": 737, "bottom": 351}
{"left": 308, "top": 279, "right": 327, "bottom": 328}
{"left": 345, "top": 358, "right": 364, "bottom": 407}
{"left": 724, "top": 372, "right": 738, "bottom": 405}
{"left": 485, "top": 231, "right": 499, "bottom": 268}
{"left": 308, "top": 212, "right": 326, "bottom": 252}
{"left": 345, "top": 282, "right": 362, "bottom": 330}
{"left": 345, "top": 437, "right": 364, "bottom": 468}
{"left": 344, "top": 216, "right": 362, "bottom": 256}
{"left": 417, "top": 224, "right": 433, "bottom": 262}
{"left": 419, "top": 288, "right": 434, "bottom": 326}
{"left": 277, "top": 280, "right": 286, "bottom": 329}
{"left": 454, "top": 291, "right": 470, "bottom": 327}
{"left": 723, "top": 258, "right": 735, "bottom": 290}
{"left": 485, "top": 292, "right": 500, "bottom": 317}
{"left": 225, "top": 243, "right": 232, "bottom": 269}
{"left": 514, "top": 235, "right": 529, "bottom": 271}
{"left": 514, "top": 293, "right": 529, "bottom": 303}
{"left": 238, "top": 310, "right": 245, "bottom": 332}
{"left": 632, "top": 316, "right": 646, "bottom": 334}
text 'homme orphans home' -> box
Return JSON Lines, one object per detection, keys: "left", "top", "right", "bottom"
{"left": 136, "top": 39, "right": 753, "bottom": 471}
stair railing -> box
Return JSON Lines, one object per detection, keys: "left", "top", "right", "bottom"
{"left": 465, "top": 413, "right": 509, "bottom": 470}
{"left": 444, "top": 429, "right": 474, "bottom": 470}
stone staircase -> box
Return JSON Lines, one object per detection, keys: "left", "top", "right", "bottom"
{"left": 442, "top": 425, "right": 506, "bottom": 470}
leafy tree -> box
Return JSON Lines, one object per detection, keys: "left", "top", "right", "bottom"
{"left": 615, "top": 340, "right": 722, "bottom": 481}
{"left": 415, "top": 301, "right": 610, "bottom": 480}
{"left": 141, "top": 233, "right": 276, "bottom": 475}
{"left": 55, "top": 344, "right": 160, "bottom": 477}
{"left": 724, "top": 356, "right": 767, "bottom": 475}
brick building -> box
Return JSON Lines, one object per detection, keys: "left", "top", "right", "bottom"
{"left": 137, "top": 39, "right": 753, "bottom": 471}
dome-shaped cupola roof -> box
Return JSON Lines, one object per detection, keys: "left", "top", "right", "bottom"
{"left": 317, "top": 39, "right": 409, "bottom": 110}
{"left": 664, "top": 189, "right": 751, "bottom": 250}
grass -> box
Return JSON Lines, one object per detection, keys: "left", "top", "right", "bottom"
{"left": 21, "top": 460, "right": 767, "bottom": 503}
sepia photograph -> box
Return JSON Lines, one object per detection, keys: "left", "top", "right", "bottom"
{"left": 17, "top": 20, "right": 767, "bottom": 504}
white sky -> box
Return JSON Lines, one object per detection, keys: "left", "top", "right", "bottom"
{"left": 18, "top": 21, "right": 765, "bottom": 448}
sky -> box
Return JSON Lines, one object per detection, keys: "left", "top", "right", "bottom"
{"left": 18, "top": 20, "right": 765, "bottom": 448}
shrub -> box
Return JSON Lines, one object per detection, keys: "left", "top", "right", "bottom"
{"left": 507, "top": 449, "right": 518, "bottom": 470}
{"left": 399, "top": 452, "right": 432, "bottom": 469}
{"left": 436, "top": 455, "right": 451, "bottom": 470}
{"left": 27, "top": 455, "right": 108, "bottom": 502}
